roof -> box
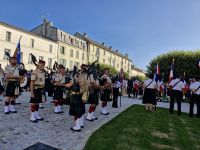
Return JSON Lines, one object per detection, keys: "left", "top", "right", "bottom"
{"left": 75, "top": 32, "right": 132, "bottom": 61}
{"left": 0, "top": 21, "right": 57, "bottom": 43}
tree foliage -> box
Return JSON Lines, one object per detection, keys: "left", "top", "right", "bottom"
{"left": 146, "top": 50, "right": 200, "bottom": 82}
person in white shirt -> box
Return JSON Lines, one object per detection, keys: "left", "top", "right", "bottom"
{"left": 122, "top": 79, "right": 127, "bottom": 96}
{"left": 189, "top": 76, "right": 200, "bottom": 118}
{"left": 169, "top": 75, "right": 185, "bottom": 115}
{"left": 112, "top": 77, "right": 121, "bottom": 108}
{"left": 142, "top": 74, "right": 157, "bottom": 111}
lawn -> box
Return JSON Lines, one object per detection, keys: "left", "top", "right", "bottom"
{"left": 84, "top": 105, "right": 200, "bottom": 150}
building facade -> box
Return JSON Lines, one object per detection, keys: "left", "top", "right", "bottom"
{"left": 0, "top": 22, "right": 58, "bottom": 70}
{"left": 75, "top": 33, "right": 132, "bottom": 73}
{"left": 0, "top": 20, "right": 136, "bottom": 75}
{"left": 130, "top": 65, "right": 146, "bottom": 77}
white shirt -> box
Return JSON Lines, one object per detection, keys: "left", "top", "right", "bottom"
{"left": 190, "top": 81, "right": 200, "bottom": 95}
{"left": 143, "top": 79, "right": 157, "bottom": 89}
{"left": 169, "top": 78, "right": 185, "bottom": 91}
{"left": 123, "top": 80, "right": 127, "bottom": 88}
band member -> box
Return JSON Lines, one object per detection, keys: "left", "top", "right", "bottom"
{"left": 112, "top": 77, "right": 121, "bottom": 108}
{"left": 0, "top": 64, "right": 4, "bottom": 101}
{"left": 133, "top": 78, "right": 139, "bottom": 98}
{"left": 169, "top": 75, "right": 185, "bottom": 115}
{"left": 53, "top": 65, "right": 66, "bottom": 114}
{"left": 142, "top": 74, "right": 157, "bottom": 111}
{"left": 100, "top": 68, "right": 112, "bottom": 115}
{"left": 86, "top": 73, "right": 102, "bottom": 121}
{"left": 66, "top": 64, "right": 90, "bottom": 132}
{"left": 4, "top": 57, "right": 21, "bottom": 114}
{"left": 29, "top": 60, "right": 46, "bottom": 122}
{"left": 189, "top": 77, "right": 200, "bottom": 118}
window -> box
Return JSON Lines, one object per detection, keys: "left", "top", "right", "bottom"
{"left": 39, "top": 56, "right": 44, "bottom": 60}
{"left": 71, "top": 38, "right": 74, "bottom": 44}
{"left": 104, "top": 51, "right": 106, "bottom": 56}
{"left": 117, "top": 64, "right": 119, "bottom": 68}
{"left": 48, "top": 58, "right": 52, "bottom": 68}
{"left": 31, "top": 39, "right": 34, "bottom": 48}
{"left": 70, "top": 49, "right": 73, "bottom": 57}
{"left": 6, "top": 31, "right": 11, "bottom": 42}
{"left": 103, "top": 59, "right": 105, "bottom": 64}
{"left": 76, "top": 51, "right": 79, "bottom": 59}
{"left": 28, "top": 53, "right": 33, "bottom": 64}
{"left": 49, "top": 45, "right": 53, "bottom": 53}
{"left": 96, "top": 48, "right": 100, "bottom": 58}
{"left": 60, "top": 46, "right": 65, "bottom": 54}
{"left": 77, "top": 40, "right": 79, "bottom": 47}
{"left": 82, "top": 53, "right": 85, "bottom": 61}
{"left": 70, "top": 61, "right": 73, "bottom": 69}
{"left": 4, "top": 49, "right": 11, "bottom": 60}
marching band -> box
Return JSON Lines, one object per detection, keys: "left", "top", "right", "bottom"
{"left": 1, "top": 54, "right": 200, "bottom": 133}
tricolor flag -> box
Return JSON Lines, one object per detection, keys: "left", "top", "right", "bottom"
{"left": 13, "top": 36, "right": 22, "bottom": 64}
{"left": 154, "top": 63, "right": 160, "bottom": 82}
{"left": 169, "top": 62, "right": 174, "bottom": 82}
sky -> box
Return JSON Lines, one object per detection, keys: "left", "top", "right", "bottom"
{"left": 1, "top": 0, "right": 200, "bottom": 70}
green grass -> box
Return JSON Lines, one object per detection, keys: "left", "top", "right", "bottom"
{"left": 84, "top": 105, "right": 200, "bottom": 150}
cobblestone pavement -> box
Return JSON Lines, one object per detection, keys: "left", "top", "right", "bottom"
{"left": 0, "top": 93, "right": 193, "bottom": 150}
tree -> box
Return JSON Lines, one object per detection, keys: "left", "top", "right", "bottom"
{"left": 146, "top": 50, "right": 200, "bottom": 82}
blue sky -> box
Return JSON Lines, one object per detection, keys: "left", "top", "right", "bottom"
{"left": 1, "top": 0, "right": 200, "bottom": 70}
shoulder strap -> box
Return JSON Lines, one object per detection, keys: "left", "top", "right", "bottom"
{"left": 145, "top": 80, "right": 154, "bottom": 88}
{"left": 172, "top": 80, "right": 181, "bottom": 89}
{"left": 194, "top": 84, "right": 200, "bottom": 93}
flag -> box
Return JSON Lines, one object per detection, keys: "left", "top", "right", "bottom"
{"left": 13, "top": 36, "right": 22, "bottom": 64}
{"left": 4, "top": 50, "right": 10, "bottom": 59}
{"left": 154, "top": 63, "right": 160, "bottom": 82}
{"left": 169, "top": 62, "right": 174, "bottom": 82}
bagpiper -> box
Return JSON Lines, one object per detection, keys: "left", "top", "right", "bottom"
{"left": 4, "top": 57, "right": 21, "bottom": 114}
{"left": 29, "top": 60, "right": 46, "bottom": 122}
{"left": 100, "top": 68, "right": 112, "bottom": 115}
{"left": 53, "top": 65, "right": 66, "bottom": 114}
{"left": 65, "top": 64, "right": 90, "bottom": 132}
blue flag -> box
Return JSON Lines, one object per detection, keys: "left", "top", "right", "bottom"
{"left": 16, "top": 42, "right": 21, "bottom": 64}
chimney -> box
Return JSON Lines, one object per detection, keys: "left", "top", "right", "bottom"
{"left": 102, "top": 42, "right": 105, "bottom": 46}
{"left": 110, "top": 46, "right": 112, "bottom": 49}
{"left": 116, "top": 49, "right": 119, "bottom": 53}
{"left": 125, "top": 53, "right": 128, "bottom": 58}
{"left": 83, "top": 33, "right": 87, "bottom": 37}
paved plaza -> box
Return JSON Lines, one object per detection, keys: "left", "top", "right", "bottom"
{"left": 0, "top": 93, "right": 194, "bottom": 150}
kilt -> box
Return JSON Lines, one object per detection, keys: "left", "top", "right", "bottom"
{"left": 53, "top": 86, "right": 65, "bottom": 100}
{"left": 69, "top": 93, "right": 84, "bottom": 118}
{"left": 142, "top": 88, "right": 156, "bottom": 105}
{"left": 5, "top": 81, "right": 19, "bottom": 97}
{"left": 100, "top": 89, "right": 111, "bottom": 102}
{"left": 30, "top": 88, "right": 45, "bottom": 103}
{"left": 87, "top": 89, "right": 100, "bottom": 104}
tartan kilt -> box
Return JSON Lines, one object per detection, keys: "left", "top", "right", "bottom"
{"left": 142, "top": 88, "right": 156, "bottom": 105}
{"left": 87, "top": 93, "right": 99, "bottom": 105}
{"left": 69, "top": 93, "right": 84, "bottom": 118}
{"left": 53, "top": 86, "right": 65, "bottom": 100}
{"left": 100, "top": 89, "right": 111, "bottom": 102}
{"left": 30, "top": 88, "right": 45, "bottom": 103}
{"left": 5, "top": 81, "right": 19, "bottom": 97}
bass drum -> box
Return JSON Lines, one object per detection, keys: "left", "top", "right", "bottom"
{"left": 20, "top": 75, "right": 28, "bottom": 88}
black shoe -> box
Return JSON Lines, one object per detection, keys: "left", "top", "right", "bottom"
{"left": 59, "top": 111, "right": 64, "bottom": 114}
{"left": 15, "top": 102, "right": 21, "bottom": 105}
{"left": 86, "top": 118, "right": 94, "bottom": 122}
{"left": 101, "top": 112, "right": 110, "bottom": 115}
{"left": 54, "top": 112, "right": 61, "bottom": 114}
{"left": 37, "top": 118, "right": 44, "bottom": 121}
{"left": 81, "top": 126, "right": 84, "bottom": 128}
{"left": 30, "top": 120, "right": 38, "bottom": 123}
{"left": 71, "top": 127, "right": 81, "bottom": 132}
{"left": 9, "top": 111, "right": 17, "bottom": 113}
{"left": 4, "top": 112, "right": 9, "bottom": 115}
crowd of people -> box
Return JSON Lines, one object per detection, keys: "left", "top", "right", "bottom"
{"left": 0, "top": 57, "right": 127, "bottom": 132}
{"left": 0, "top": 56, "right": 199, "bottom": 134}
